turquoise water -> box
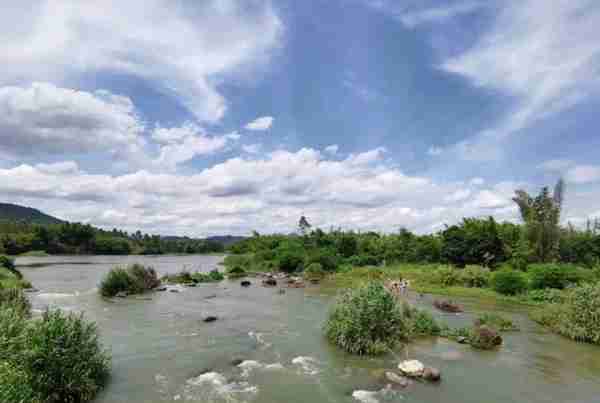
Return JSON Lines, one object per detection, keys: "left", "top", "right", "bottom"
{"left": 17, "top": 255, "right": 600, "bottom": 403}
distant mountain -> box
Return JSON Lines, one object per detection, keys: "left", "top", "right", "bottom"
{"left": 0, "top": 203, "right": 64, "bottom": 225}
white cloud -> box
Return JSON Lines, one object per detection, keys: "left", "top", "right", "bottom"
{"left": 0, "top": 148, "right": 533, "bottom": 236}
{"left": 566, "top": 165, "right": 600, "bottom": 184}
{"left": 469, "top": 177, "right": 485, "bottom": 186}
{"left": 398, "top": 1, "right": 484, "bottom": 28}
{"left": 0, "top": 0, "right": 282, "bottom": 123}
{"left": 151, "top": 124, "right": 237, "bottom": 171}
{"left": 0, "top": 82, "right": 144, "bottom": 156}
{"left": 427, "top": 146, "right": 443, "bottom": 156}
{"left": 538, "top": 159, "right": 574, "bottom": 172}
{"left": 325, "top": 144, "right": 339, "bottom": 155}
{"left": 442, "top": 0, "right": 600, "bottom": 161}
{"left": 244, "top": 116, "right": 274, "bottom": 131}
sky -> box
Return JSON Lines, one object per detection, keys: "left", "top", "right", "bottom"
{"left": 1, "top": 0, "right": 600, "bottom": 236}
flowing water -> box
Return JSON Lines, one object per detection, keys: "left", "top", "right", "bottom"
{"left": 16, "top": 255, "right": 600, "bottom": 403}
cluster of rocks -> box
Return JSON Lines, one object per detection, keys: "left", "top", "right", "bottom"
{"left": 383, "top": 360, "right": 441, "bottom": 388}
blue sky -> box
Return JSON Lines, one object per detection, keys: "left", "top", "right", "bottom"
{"left": 1, "top": 0, "right": 600, "bottom": 236}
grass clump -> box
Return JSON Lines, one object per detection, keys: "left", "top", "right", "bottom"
{"left": 325, "top": 282, "right": 408, "bottom": 355}
{"left": 226, "top": 265, "right": 247, "bottom": 279}
{"left": 303, "top": 262, "right": 326, "bottom": 281}
{"left": 0, "top": 308, "right": 110, "bottom": 403}
{"left": 99, "top": 264, "right": 159, "bottom": 297}
{"left": 491, "top": 269, "right": 528, "bottom": 295}
{"left": 163, "top": 269, "right": 225, "bottom": 284}
{"left": 0, "top": 288, "right": 31, "bottom": 317}
{"left": 475, "top": 313, "right": 519, "bottom": 331}
{"left": 532, "top": 283, "right": 600, "bottom": 344}
{"left": 459, "top": 265, "right": 490, "bottom": 288}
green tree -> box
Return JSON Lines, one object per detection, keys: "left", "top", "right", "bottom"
{"left": 512, "top": 179, "right": 564, "bottom": 262}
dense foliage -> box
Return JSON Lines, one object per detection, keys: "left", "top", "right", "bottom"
{"left": 491, "top": 269, "right": 528, "bottom": 295}
{"left": 325, "top": 282, "right": 408, "bottom": 355}
{"left": 533, "top": 284, "right": 600, "bottom": 344}
{"left": 162, "top": 269, "right": 224, "bottom": 284}
{"left": 0, "top": 220, "right": 225, "bottom": 256}
{"left": 99, "top": 264, "right": 160, "bottom": 297}
{"left": 0, "top": 308, "right": 110, "bottom": 403}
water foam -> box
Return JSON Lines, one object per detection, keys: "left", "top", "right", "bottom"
{"left": 291, "top": 356, "right": 320, "bottom": 376}
{"left": 183, "top": 371, "right": 258, "bottom": 402}
{"left": 238, "top": 360, "right": 284, "bottom": 377}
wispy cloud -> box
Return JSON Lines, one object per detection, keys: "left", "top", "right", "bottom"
{"left": 441, "top": 0, "right": 600, "bottom": 161}
{"left": 244, "top": 116, "right": 274, "bottom": 131}
{"left": 365, "top": 0, "right": 484, "bottom": 28}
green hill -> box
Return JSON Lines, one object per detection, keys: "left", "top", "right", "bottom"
{"left": 0, "top": 203, "right": 64, "bottom": 225}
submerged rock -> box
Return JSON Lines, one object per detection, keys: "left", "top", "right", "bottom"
{"left": 422, "top": 367, "right": 441, "bottom": 382}
{"left": 155, "top": 286, "right": 167, "bottom": 292}
{"left": 262, "top": 278, "right": 277, "bottom": 287}
{"left": 115, "top": 291, "right": 128, "bottom": 298}
{"left": 231, "top": 358, "right": 244, "bottom": 366}
{"left": 385, "top": 371, "right": 409, "bottom": 387}
{"left": 433, "top": 299, "right": 463, "bottom": 313}
{"left": 398, "top": 360, "right": 424, "bottom": 377}
{"left": 203, "top": 316, "right": 218, "bottom": 323}
{"left": 241, "top": 280, "right": 252, "bottom": 287}
{"left": 169, "top": 289, "right": 180, "bottom": 293}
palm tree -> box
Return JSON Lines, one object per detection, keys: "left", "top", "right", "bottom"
{"left": 512, "top": 179, "right": 564, "bottom": 262}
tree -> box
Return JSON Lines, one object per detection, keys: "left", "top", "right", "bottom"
{"left": 298, "top": 216, "right": 311, "bottom": 235}
{"left": 512, "top": 179, "right": 564, "bottom": 262}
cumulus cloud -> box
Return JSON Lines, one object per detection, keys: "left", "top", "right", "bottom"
{"left": 242, "top": 143, "right": 262, "bottom": 154}
{"left": 324, "top": 144, "right": 339, "bottom": 155}
{"left": 0, "top": 0, "right": 282, "bottom": 123}
{"left": 0, "top": 82, "right": 144, "bottom": 156}
{"left": 244, "top": 116, "right": 274, "bottom": 131}
{"left": 0, "top": 148, "right": 535, "bottom": 236}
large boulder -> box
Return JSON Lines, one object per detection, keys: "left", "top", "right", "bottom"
{"left": 422, "top": 367, "right": 441, "bottom": 382}
{"left": 398, "top": 360, "right": 424, "bottom": 377}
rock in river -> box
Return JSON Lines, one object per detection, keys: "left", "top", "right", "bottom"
{"left": 422, "top": 367, "right": 441, "bottom": 382}
{"left": 241, "top": 280, "right": 252, "bottom": 287}
{"left": 398, "top": 360, "right": 424, "bottom": 377}
{"left": 203, "top": 316, "right": 218, "bottom": 323}
{"left": 385, "top": 372, "right": 409, "bottom": 387}
{"left": 115, "top": 291, "right": 128, "bottom": 298}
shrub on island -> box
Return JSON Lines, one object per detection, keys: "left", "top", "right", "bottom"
{"left": 226, "top": 266, "right": 247, "bottom": 279}
{"left": 162, "top": 269, "right": 224, "bottom": 284}
{"left": 325, "top": 282, "right": 411, "bottom": 355}
{"left": 99, "top": 264, "right": 159, "bottom": 297}
{"left": 303, "top": 263, "right": 326, "bottom": 281}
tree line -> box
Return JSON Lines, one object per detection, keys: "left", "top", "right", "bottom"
{"left": 230, "top": 180, "right": 600, "bottom": 271}
{"left": 0, "top": 221, "right": 224, "bottom": 255}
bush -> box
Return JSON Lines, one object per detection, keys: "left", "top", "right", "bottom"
{"left": 0, "top": 309, "right": 110, "bottom": 403}
{"left": 226, "top": 266, "right": 247, "bottom": 278}
{"left": 325, "top": 282, "right": 407, "bottom": 355}
{"left": 305, "top": 248, "right": 339, "bottom": 272}
{"left": 555, "top": 283, "right": 600, "bottom": 344}
{"left": 276, "top": 249, "right": 304, "bottom": 273}
{"left": 402, "top": 303, "right": 441, "bottom": 337}
{"left": 0, "top": 361, "right": 38, "bottom": 403}
{"left": 528, "top": 264, "right": 591, "bottom": 290}
{"left": 431, "top": 266, "right": 461, "bottom": 287}
{"left": 0, "top": 256, "right": 22, "bottom": 280}
{"left": 99, "top": 264, "right": 159, "bottom": 297}
{"left": 303, "top": 263, "right": 326, "bottom": 281}
{"left": 0, "top": 288, "right": 31, "bottom": 316}
{"left": 491, "top": 269, "right": 528, "bottom": 295}
{"left": 469, "top": 325, "right": 503, "bottom": 349}
{"left": 526, "top": 288, "right": 565, "bottom": 304}
{"left": 347, "top": 254, "right": 382, "bottom": 267}
{"left": 459, "top": 265, "right": 490, "bottom": 288}
{"left": 475, "top": 313, "right": 519, "bottom": 331}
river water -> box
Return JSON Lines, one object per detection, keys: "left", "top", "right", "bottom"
{"left": 15, "top": 255, "right": 600, "bottom": 403}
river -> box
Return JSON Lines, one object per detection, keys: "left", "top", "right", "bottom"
{"left": 15, "top": 255, "right": 600, "bottom": 403}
